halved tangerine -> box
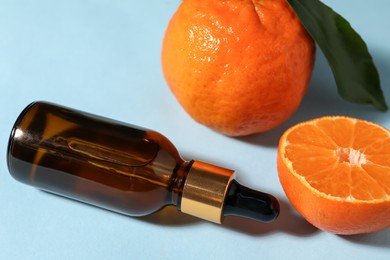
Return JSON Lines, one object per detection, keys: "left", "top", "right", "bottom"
{"left": 277, "top": 116, "right": 390, "bottom": 234}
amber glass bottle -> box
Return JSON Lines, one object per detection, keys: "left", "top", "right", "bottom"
{"left": 7, "top": 102, "right": 279, "bottom": 224}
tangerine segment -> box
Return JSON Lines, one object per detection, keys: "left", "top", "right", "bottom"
{"left": 278, "top": 116, "right": 390, "bottom": 234}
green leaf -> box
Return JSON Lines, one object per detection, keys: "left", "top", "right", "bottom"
{"left": 287, "top": 0, "right": 388, "bottom": 111}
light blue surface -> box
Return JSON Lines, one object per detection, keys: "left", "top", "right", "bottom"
{"left": 1, "top": 1, "right": 389, "bottom": 259}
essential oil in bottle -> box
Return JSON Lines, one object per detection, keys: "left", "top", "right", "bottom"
{"left": 7, "top": 101, "right": 279, "bottom": 224}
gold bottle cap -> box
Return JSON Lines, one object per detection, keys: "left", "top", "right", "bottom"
{"left": 180, "top": 160, "right": 235, "bottom": 224}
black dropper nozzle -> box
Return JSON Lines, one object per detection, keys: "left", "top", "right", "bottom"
{"left": 223, "top": 180, "right": 280, "bottom": 222}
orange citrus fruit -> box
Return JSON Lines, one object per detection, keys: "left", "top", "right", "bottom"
{"left": 161, "top": 0, "right": 315, "bottom": 136}
{"left": 277, "top": 116, "right": 390, "bottom": 234}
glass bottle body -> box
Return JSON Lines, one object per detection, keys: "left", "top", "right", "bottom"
{"left": 7, "top": 102, "right": 188, "bottom": 216}
{"left": 8, "top": 101, "right": 280, "bottom": 223}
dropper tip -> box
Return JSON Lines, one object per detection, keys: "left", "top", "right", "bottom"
{"left": 223, "top": 180, "right": 280, "bottom": 223}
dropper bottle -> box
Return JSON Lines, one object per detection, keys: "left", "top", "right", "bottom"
{"left": 7, "top": 101, "right": 279, "bottom": 224}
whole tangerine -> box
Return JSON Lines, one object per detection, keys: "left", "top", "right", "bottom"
{"left": 161, "top": 0, "right": 315, "bottom": 136}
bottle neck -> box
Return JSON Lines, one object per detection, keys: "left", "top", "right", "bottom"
{"left": 170, "top": 160, "right": 193, "bottom": 209}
